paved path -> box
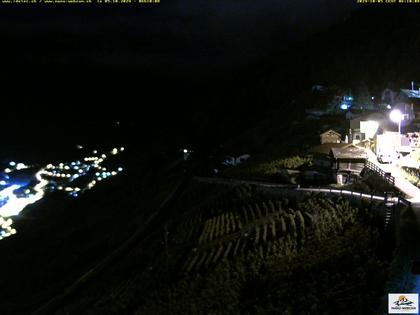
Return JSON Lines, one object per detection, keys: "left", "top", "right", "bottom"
{"left": 365, "top": 149, "right": 420, "bottom": 313}
{"left": 365, "top": 149, "right": 420, "bottom": 203}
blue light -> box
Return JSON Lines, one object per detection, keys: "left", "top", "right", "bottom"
{"left": 340, "top": 104, "right": 349, "bottom": 110}
{"left": 0, "top": 181, "right": 6, "bottom": 186}
{"left": 9, "top": 161, "right": 16, "bottom": 167}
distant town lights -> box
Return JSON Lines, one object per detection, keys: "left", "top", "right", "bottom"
{"left": 0, "top": 147, "right": 124, "bottom": 241}
{"left": 16, "top": 163, "right": 28, "bottom": 170}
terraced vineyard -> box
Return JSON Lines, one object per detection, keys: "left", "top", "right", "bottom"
{"left": 127, "top": 181, "right": 392, "bottom": 315}
{"left": 83, "top": 181, "right": 393, "bottom": 315}
{"left": 174, "top": 184, "right": 361, "bottom": 273}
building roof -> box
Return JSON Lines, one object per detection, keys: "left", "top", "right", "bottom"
{"left": 331, "top": 144, "right": 367, "bottom": 160}
{"left": 310, "top": 143, "right": 347, "bottom": 155}
{"left": 401, "top": 89, "right": 420, "bottom": 99}
{"left": 320, "top": 129, "right": 341, "bottom": 137}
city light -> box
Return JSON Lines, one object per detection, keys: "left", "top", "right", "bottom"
{"left": 0, "top": 146, "right": 125, "bottom": 240}
{"left": 16, "top": 163, "right": 28, "bottom": 170}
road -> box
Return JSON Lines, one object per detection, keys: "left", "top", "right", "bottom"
{"left": 365, "top": 148, "right": 420, "bottom": 312}
{"left": 365, "top": 149, "right": 420, "bottom": 203}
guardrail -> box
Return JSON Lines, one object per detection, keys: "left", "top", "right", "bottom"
{"left": 365, "top": 161, "right": 395, "bottom": 186}
{"left": 396, "top": 196, "right": 411, "bottom": 207}
{"left": 298, "top": 186, "right": 385, "bottom": 201}
{"left": 195, "top": 176, "right": 411, "bottom": 230}
{"left": 298, "top": 186, "right": 410, "bottom": 207}
{"left": 194, "top": 177, "right": 410, "bottom": 206}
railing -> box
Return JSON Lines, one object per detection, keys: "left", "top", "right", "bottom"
{"left": 298, "top": 186, "right": 410, "bottom": 207}
{"left": 195, "top": 176, "right": 411, "bottom": 230}
{"left": 396, "top": 196, "right": 411, "bottom": 207}
{"left": 365, "top": 160, "right": 395, "bottom": 186}
{"left": 195, "top": 177, "right": 410, "bottom": 206}
{"left": 298, "top": 187, "right": 385, "bottom": 202}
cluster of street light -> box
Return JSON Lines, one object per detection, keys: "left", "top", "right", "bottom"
{"left": 0, "top": 216, "right": 16, "bottom": 240}
{"left": 4, "top": 161, "right": 29, "bottom": 174}
{"left": 0, "top": 146, "right": 125, "bottom": 240}
{"left": 41, "top": 147, "right": 125, "bottom": 197}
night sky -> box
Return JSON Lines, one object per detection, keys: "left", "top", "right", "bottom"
{"left": 0, "top": 0, "right": 356, "bottom": 70}
{"left": 0, "top": 1, "right": 356, "bottom": 150}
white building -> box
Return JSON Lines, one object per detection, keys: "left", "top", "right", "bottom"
{"left": 376, "top": 132, "right": 411, "bottom": 156}
{"left": 349, "top": 117, "right": 379, "bottom": 144}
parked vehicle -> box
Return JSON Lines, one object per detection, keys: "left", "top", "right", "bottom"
{"left": 377, "top": 153, "right": 393, "bottom": 164}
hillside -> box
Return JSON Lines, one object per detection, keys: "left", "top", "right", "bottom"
{"left": 47, "top": 181, "right": 394, "bottom": 315}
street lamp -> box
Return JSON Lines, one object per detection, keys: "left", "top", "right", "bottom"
{"left": 390, "top": 109, "right": 403, "bottom": 134}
